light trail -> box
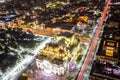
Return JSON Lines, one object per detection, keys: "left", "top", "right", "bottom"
{"left": 77, "top": 0, "right": 111, "bottom": 80}
{"left": 1, "top": 37, "right": 52, "bottom": 80}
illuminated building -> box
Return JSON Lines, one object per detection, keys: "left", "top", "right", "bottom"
{"left": 89, "top": 1, "right": 120, "bottom": 79}
{"left": 96, "top": 39, "right": 120, "bottom": 62}
{"left": 1, "top": 0, "right": 118, "bottom": 80}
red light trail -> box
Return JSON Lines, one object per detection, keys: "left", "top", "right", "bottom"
{"left": 77, "top": 0, "right": 111, "bottom": 80}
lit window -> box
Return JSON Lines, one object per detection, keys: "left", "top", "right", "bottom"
{"left": 105, "top": 48, "right": 113, "bottom": 57}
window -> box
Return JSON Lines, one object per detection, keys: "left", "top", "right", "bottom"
{"left": 105, "top": 47, "right": 114, "bottom": 57}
